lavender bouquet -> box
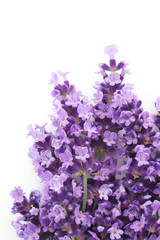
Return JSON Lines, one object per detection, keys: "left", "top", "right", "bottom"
{"left": 11, "top": 45, "right": 160, "bottom": 240}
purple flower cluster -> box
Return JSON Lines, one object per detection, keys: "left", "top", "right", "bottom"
{"left": 11, "top": 44, "right": 160, "bottom": 239}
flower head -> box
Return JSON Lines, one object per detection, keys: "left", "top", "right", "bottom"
{"left": 11, "top": 46, "right": 160, "bottom": 240}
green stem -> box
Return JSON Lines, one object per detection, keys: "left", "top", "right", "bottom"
{"left": 82, "top": 171, "right": 87, "bottom": 213}
{"left": 97, "top": 149, "right": 103, "bottom": 160}
{"left": 97, "top": 143, "right": 104, "bottom": 161}
{"left": 63, "top": 208, "right": 68, "bottom": 216}
{"left": 92, "top": 199, "right": 97, "bottom": 211}
{"left": 71, "top": 237, "right": 76, "bottom": 240}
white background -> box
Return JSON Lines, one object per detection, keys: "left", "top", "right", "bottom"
{"left": 0, "top": 0, "right": 160, "bottom": 239}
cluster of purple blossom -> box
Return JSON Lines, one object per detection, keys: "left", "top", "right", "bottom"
{"left": 11, "top": 44, "right": 160, "bottom": 240}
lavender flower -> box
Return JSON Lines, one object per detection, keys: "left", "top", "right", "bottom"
{"left": 153, "top": 183, "right": 160, "bottom": 197}
{"left": 83, "top": 120, "right": 98, "bottom": 138}
{"left": 152, "top": 132, "right": 160, "bottom": 150}
{"left": 93, "top": 91, "right": 103, "bottom": 105}
{"left": 65, "top": 91, "right": 82, "bottom": 107}
{"left": 58, "top": 148, "right": 73, "bottom": 168}
{"left": 141, "top": 111, "right": 154, "bottom": 129}
{"left": 74, "top": 206, "right": 87, "bottom": 225}
{"left": 72, "top": 179, "right": 83, "bottom": 198}
{"left": 135, "top": 145, "right": 151, "bottom": 166}
{"left": 155, "top": 96, "right": 160, "bottom": 112}
{"left": 29, "top": 206, "right": 39, "bottom": 216}
{"left": 130, "top": 215, "right": 145, "bottom": 232}
{"left": 77, "top": 103, "right": 93, "bottom": 120}
{"left": 105, "top": 72, "right": 121, "bottom": 86}
{"left": 104, "top": 44, "right": 118, "bottom": 59}
{"left": 57, "top": 108, "right": 69, "bottom": 127}
{"left": 107, "top": 223, "right": 123, "bottom": 239}
{"left": 125, "top": 130, "right": 137, "bottom": 145}
{"left": 49, "top": 204, "right": 66, "bottom": 223}
{"left": 75, "top": 146, "right": 89, "bottom": 162}
{"left": 119, "top": 110, "right": 135, "bottom": 126}
{"left": 27, "top": 124, "right": 48, "bottom": 142}
{"left": 49, "top": 72, "right": 59, "bottom": 85}
{"left": 49, "top": 173, "right": 68, "bottom": 193}
{"left": 24, "top": 223, "right": 40, "bottom": 240}
{"left": 123, "top": 204, "right": 140, "bottom": 221}
{"left": 88, "top": 231, "right": 100, "bottom": 240}
{"left": 10, "top": 187, "right": 25, "bottom": 203}
{"left": 40, "top": 149, "right": 55, "bottom": 168}
{"left": 103, "top": 130, "right": 117, "bottom": 146}
{"left": 113, "top": 185, "right": 125, "bottom": 200}
{"left": 98, "top": 184, "right": 113, "bottom": 200}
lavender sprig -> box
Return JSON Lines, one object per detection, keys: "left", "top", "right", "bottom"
{"left": 11, "top": 45, "right": 160, "bottom": 240}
